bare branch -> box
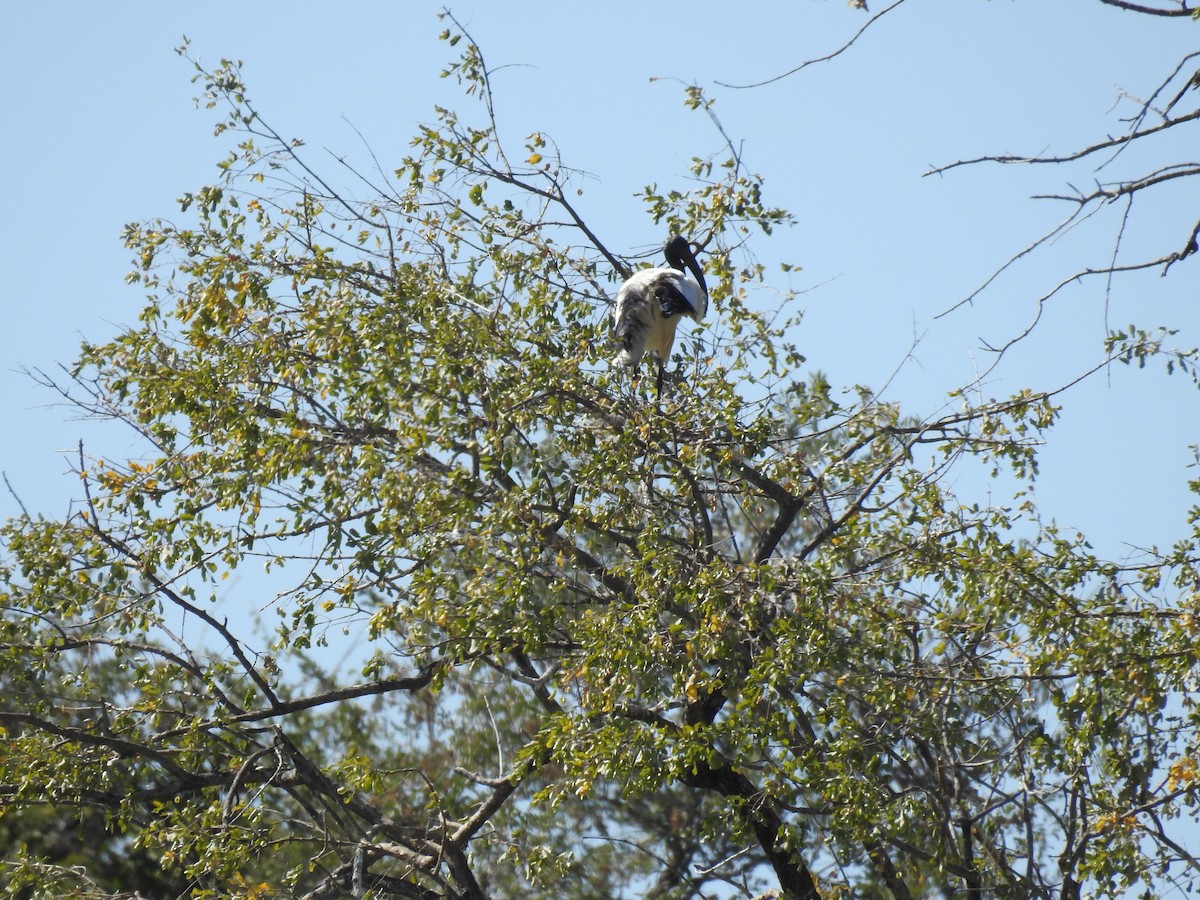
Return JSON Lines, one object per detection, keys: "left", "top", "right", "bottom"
{"left": 716, "top": 0, "right": 908, "bottom": 89}
{"left": 1096, "top": 0, "right": 1194, "bottom": 15}
{"left": 925, "top": 107, "right": 1200, "bottom": 178}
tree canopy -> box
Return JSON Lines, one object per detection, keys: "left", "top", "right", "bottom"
{"left": 3, "top": 6, "right": 1200, "bottom": 899}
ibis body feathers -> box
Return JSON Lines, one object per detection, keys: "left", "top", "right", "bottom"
{"left": 611, "top": 236, "right": 708, "bottom": 372}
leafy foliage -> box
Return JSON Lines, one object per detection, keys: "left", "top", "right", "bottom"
{"left": 3, "top": 13, "right": 1200, "bottom": 900}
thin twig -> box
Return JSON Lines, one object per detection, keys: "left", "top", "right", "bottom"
{"left": 2, "top": 471, "right": 29, "bottom": 518}
{"left": 1096, "top": 0, "right": 1193, "bottom": 15}
{"left": 716, "top": 0, "right": 907, "bottom": 89}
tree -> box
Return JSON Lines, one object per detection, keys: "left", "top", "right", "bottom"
{"left": 3, "top": 11, "right": 1200, "bottom": 899}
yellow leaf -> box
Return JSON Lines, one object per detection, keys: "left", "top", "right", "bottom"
{"left": 527, "top": 153, "right": 543, "bottom": 165}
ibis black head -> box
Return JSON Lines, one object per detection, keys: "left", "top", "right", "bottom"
{"left": 663, "top": 235, "right": 708, "bottom": 298}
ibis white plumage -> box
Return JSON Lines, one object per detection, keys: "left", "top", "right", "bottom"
{"left": 611, "top": 235, "right": 708, "bottom": 395}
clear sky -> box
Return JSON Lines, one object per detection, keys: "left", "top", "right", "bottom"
{"left": 2, "top": 0, "right": 1198, "bottom": 564}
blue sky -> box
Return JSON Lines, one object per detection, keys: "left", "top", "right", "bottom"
{"left": 2, "top": 0, "right": 1198, "bottom": 563}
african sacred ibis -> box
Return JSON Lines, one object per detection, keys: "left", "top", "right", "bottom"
{"left": 611, "top": 235, "right": 708, "bottom": 396}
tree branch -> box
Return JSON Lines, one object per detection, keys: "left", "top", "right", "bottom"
{"left": 682, "top": 759, "right": 820, "bottom": 899}
{"left": 1096, "top": 0, "right": 1194, "bottom": 15}
{"left": 716, "top": 0, "right": 907, "bottom": 89}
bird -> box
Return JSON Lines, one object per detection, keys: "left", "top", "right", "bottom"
{"left": 611, "top": 235, "right": 708, "bottom": 396}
